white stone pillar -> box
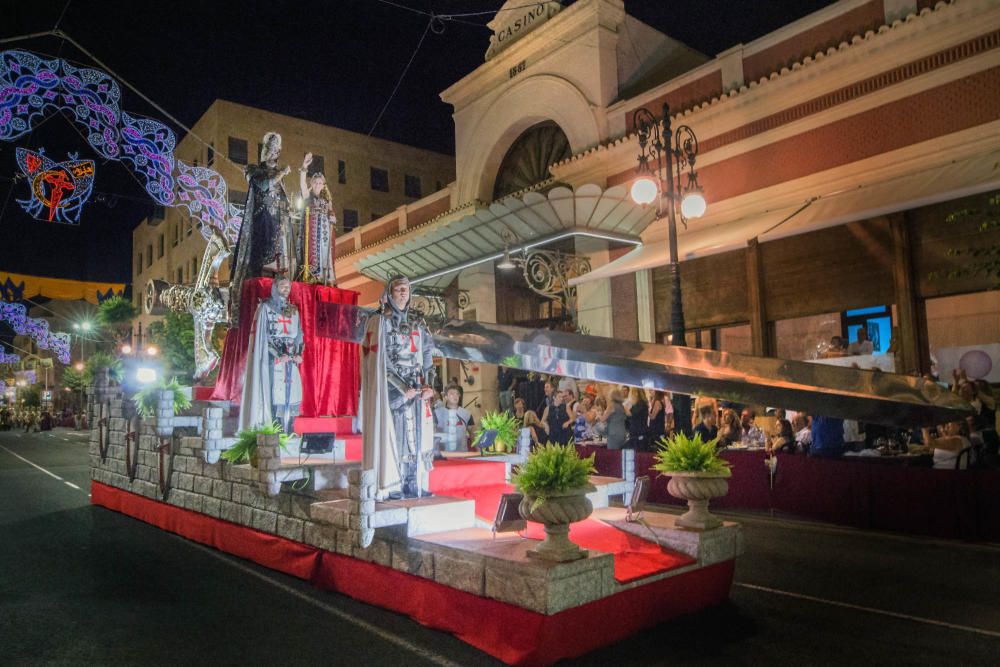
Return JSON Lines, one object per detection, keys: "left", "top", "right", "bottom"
{"left": 636, "top": 269, "right": 656, "bottom": 343}
{"left": 458, "top": 263, "right": 499, "bottom": 420}
{"left": 574, "top": 237, "right": 613, "bottom": 338}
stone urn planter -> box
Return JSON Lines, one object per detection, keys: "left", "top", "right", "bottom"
{"left": 666, "top": 472, "right": 730, "bottom": 530}
{"left": 519, "top": 483, "right": 596, "bottom": 562}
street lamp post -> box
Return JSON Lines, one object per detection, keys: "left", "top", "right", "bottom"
{"left": 630, "top": 103, "right": 706, "bottom": 436}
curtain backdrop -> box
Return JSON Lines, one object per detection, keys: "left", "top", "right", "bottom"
{"left": 211, "top": 278, "right": 359, "bottom": 416}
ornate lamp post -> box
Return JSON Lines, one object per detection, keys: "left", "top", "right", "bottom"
{"left": 630, "top": 103, "right": 706, "bottom": 435}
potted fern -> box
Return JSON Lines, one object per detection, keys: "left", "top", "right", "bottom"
{"left": 653, "top": 432, "right": 731, "bottom": 530}
{"left": 512, "top": 443, "right": 597, "bottom": 562}
{"left": 220, "top": 422, "right": 290, "bottom": 468}
{"left": 473, "top": 410, "right": 521, "bottom": 453}
{"left": 134, "top": 377, "right": 192, "bottom": 438}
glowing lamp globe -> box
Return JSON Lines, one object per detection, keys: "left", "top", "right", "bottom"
{"left": 146, "top": 346, "right": 159, "bottom": 356}
{"left": 630, "top": 177, "right": 658, "bottom": 206}
{"left": 681, "top": 189, "right": 707, "bottom": 219}
{"left": 74, "top": 362, "right": 85, "bottom": 371}
{"left": 121, "top": 344, "right": 132, "bottom": 355}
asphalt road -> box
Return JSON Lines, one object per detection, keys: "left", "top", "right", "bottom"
{"left": 1, "top": 428, "right": 998, "bottom": 666}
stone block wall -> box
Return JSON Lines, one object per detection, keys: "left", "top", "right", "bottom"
{"left": 87, "top": 399, "right": 479, "bottom": 602}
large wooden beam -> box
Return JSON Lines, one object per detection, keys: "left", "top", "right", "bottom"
{"left": 890, "top": 213, "right": 922, "bottom": 374}
{"left": 746, "top": 237, "right": 772, "bottom": 356}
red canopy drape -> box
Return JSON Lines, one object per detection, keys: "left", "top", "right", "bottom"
{"left": 210, "top": 278, "right": 359, "bottom": 416}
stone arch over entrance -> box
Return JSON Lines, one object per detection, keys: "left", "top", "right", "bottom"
{"left": 457, "top": 75, "right": 600, "bottom": 204}
{"left": 492, "top": 121, "right": 571, "bottom": 200}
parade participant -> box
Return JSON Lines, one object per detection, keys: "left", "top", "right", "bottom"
{"left": 239, "top": 278, "right": 304, "bottom": 433}
{"left": 434, "top": 383, "right": 474, "bottom": 453}
{"left": 361, "top": 276, "right": 436, "bottom": 500}
{"left": 298, "top": 152, "right": 337, "bottom": 286}
{"left": 229, "top": 132, "right": 296, "bottom": 324}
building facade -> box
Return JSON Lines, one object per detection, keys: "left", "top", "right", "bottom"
{"left": 131, "top": 99, "right": 455, "bottom": 340}
{"left": 334, "top": 0, "right": 1000, "bottom": 418}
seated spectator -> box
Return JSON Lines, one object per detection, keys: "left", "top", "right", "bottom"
{"left": 792, "top": 414, "right": 812, "bottom": 452}
{"left": 717, "top": 408, "right": 742, "bottom": 448}
{"left": 524, "top": 410, "right": 547, "bottom": 448}
{"left": 512, "top": 397, "right": 526, "bottom": 422}
{"left": 768, "top": 419, "right": 795, "bottom": 453}
{"left": 848, "top": 328, "right": 874, "bottom": 356}
{"left": 923, "top": 421, "right": 971, "bottom": 470}
{"left": 693, "top": 405, "right": 718, "bottom": 444}
{"left": 741, "top": 408, "right": 765, "bottom": 448}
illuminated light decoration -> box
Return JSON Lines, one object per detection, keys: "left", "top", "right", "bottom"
{"left": 16, "top": 369, "right": 36, "bottom": 385}
{"left": 15, "top": 147, "right": 95, "bottom": 223}
{"left": 0, "top": 49, "right": 242, "bottom": 241}
{"left": 0, "top": 302, "right": 71, "bottom": 364}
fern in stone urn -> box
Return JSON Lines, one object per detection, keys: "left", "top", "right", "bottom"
{"left": 512, "top": 443, "right": 596, "bottom": 562}
{"left": 653, "top": 432, "right": 731, "bottom": 531}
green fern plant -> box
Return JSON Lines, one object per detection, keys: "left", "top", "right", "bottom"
{"left": 220, "top": 421, "right": 290, "bottom": 465}
{"left": 473, "top": 410, "right": 521, "bottom": 453}
{"left": 653, "top": 432, "right": 731, "bottom": 476}
{"left": 512, "top": 443, "right": 596, "bottom": 510}
{"left": 133, "top": 377, "right": 192, "bottom": 418}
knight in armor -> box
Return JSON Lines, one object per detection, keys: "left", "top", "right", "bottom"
{"left": 229, "top": 132, "right": 298, "bottom": 324}
{"left": 298, "top": 152, "right": 337, "bottom": 286}
{"left": 239, "top": 278, "right": 305, "bottom": 433}
{"left": 434, "top": 383, "right": 473, "bottom": 453}
{"left": 361, "top": 275, "right": 436, "bottom": 500}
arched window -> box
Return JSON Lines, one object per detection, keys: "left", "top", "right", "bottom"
{"left": 492, "top": 121, "right": 571, "bottom": 201}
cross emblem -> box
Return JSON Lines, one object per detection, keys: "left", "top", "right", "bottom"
{"left": 276, "top": 315, "right": 292, "bottom": 334}
{"left": 362, "top": 331, "right": 378, "bottom": 357}
{"left": 408, "top": 330, "right": 420, "bottom": 353}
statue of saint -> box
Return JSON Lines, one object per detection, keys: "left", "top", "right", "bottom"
{"left": 229, "top": 132, "right": 297, "bottom": 324}
{"left": 298, "top": 152, "right": 337, "bottom": 286}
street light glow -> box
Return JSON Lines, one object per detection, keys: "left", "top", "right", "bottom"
{"left": 121, "top": 344, "right": 132, "bottom": 354}
{"left": 146, "top": 346, "right": 158, "bottom": 356}
{"left": 136, "top": 367, "right": 158, "bottom": 384}
{"left": 81, "top": 321, "right": 92, "bottom": 331}
{"left": 74, "top": 362, "right": 85, "bottom": 371}
{"left": 629, "top": 177, "right": 658, "bottom": 206}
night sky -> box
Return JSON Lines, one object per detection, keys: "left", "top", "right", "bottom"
{"left": 1, "top": 0, "right": 833, "bottom": 286}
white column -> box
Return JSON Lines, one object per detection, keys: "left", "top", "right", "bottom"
{"left": 636, "top": 269, "right": 655, "bottom": 343}
{"left": 457, "top": 263, "right": 498, "bottom": 421}
{"left": 574, "top": 237, "right": 613, "bottom": 338}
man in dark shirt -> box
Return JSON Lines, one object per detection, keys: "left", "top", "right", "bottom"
{"left": 693, "top": 406, "right": 718, "bottom": 443}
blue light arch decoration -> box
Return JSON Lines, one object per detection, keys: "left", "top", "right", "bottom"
{"left": 0, "top": 49, "right": 242, "bottom": 241}
{"left": 16, "top": 147, "right": 95, "bottom": 223}
{"left": 0, "top": 301, "right": 71, "bottom": 364}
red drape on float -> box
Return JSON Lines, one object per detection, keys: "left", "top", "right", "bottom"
{"left": 210, "top": 278, "right": 359, "bottom": 416}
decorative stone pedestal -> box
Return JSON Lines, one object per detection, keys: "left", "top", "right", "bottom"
{"left": 518, "top": 484, "right": 596, "bottom": 562}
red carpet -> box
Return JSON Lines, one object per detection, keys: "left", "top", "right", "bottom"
{"left": 427, "top": 459, "right": 696, "bottom": 584}
{"left": 91, "top": 481, "right": 734, "bottom": 666}
{"left": 429, "top": 458, "right": 506, "bottom": 492}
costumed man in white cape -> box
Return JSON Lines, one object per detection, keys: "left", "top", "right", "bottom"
{"left": 361, "top": 275, "right": 435, "bottom": 500}
{"left": 239, "top": 278, "right": 304, "bottom": 433}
